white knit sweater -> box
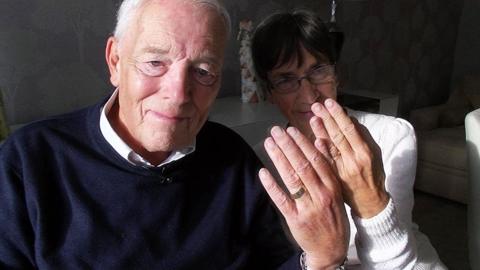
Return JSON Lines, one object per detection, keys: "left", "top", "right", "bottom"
{"left": 254, "top": 109, "right": 447, "bottom": 269}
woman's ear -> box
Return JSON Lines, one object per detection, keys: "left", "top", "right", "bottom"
{"left": 105, "top": 36, "right": 120, "bottom": 87}
{"left": 266, "top": 91, "right": 274, "bottom": 104}
{"left": 262, "top": 83, "right": 274, "bottom": 104}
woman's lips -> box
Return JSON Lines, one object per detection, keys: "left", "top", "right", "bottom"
{"left": 297, "top": 111, "right": 314, "bottom": 119}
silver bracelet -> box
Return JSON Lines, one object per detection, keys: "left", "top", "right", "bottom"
{"left": 300, "top": 251, "right": 346, "bottom": 270}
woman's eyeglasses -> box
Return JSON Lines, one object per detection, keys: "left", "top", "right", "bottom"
{"left": 269, "top": 64, "right": 336, "bottom": 94}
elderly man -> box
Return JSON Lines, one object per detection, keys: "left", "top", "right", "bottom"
{"left": 0, "top": 0, "right": 349, "bottom": 269}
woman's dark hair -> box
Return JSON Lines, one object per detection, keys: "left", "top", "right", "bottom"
{"left": 251, "top": 10, "right": 337, "bottom": 91}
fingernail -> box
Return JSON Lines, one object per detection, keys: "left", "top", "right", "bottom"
{"left": 264, "top": 137, "right": 275, "bottom": 149}
{"left": 259, "top": 168, "right": 268, "bottom": 178}
{"left": 325, "top": 99, "right": 334, "bottom": 108}
{"left": 271, "top": 126, "right": 283, "bottom": 137}
{"left": 312, "top": 103, "right": 322, "bottom": 113}
{"left": 312, "top": 103, "right": 328, "bottom": 118}
{"left": 286, "top": 126, "right": 298, "bottom": 137}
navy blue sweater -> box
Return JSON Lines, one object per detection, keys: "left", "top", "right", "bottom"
{"left": 0, "top": 100, "right": 300, "bottom": 269}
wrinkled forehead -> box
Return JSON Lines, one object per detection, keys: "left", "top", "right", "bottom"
{"left": 123, "top": 0, "right": 227, "bottom": 55}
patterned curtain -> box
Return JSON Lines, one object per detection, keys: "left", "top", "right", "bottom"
{"left": 0, "top": 90, "right": 9, "bottom": 141}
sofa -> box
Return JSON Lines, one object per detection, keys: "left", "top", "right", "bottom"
{"left": 466, "top": 108, "right": 480, "bottom": 270}
{"left": 409, "top": 75, "right": 480, "bottom": 204}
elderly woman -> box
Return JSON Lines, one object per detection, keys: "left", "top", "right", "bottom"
{"left": 251, "top": 10, "right": 446, "bottom": 269}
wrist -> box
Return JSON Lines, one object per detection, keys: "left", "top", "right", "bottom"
{"left": 300, "top": 251, "right": 346, "bottom": 270}
{"left": 353, "top": 191, "right": 390, "bottom": 218}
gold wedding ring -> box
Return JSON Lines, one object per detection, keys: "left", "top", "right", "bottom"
{"left": 290, "top": 186, "right": 306, "bottom": 200}
{"left": 329, "top": 145, "right": 342, "bottom": 161}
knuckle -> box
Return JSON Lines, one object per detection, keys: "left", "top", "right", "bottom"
{"left": 341, "top": 122, "right": 356, "bottom": 136}
{"left": 331, "top": 132, "right": 346, "bottom": 146}
{"left": 345, "top": 160, "right": 363, "bottom": 175}
{"left": 315, "top": 139, "right": 330, "bottom": 157}
{"left": 282, "top": 137, "right": 296, "bottom": 151}
{"left": 361, "top": 142, "right": 374, "bottom": 157}
{"left": 328, "top": 145, "right": 337, "bottom": 153}
{"left": 301, "top": 210, "right": 317, "bottom": 225}
{"left": 357, "top": 149, "right": 375, "bottom": 165}
{"left": 295, "top": 160, "right": 312, "bottom": 176}
{"left": 275, "top": 191, "right": 289, "bottom": 207}
{"left": 352, "top": 142, "right": 373, "bottom": 160}
{"left": 314, "top": 152, "right": 334, "bottom": 168}
{"left": 316, "top": 193, "right": 335, "bottom": 208}
{"left": 263, "top": 178, "right": 278, "bottom": 191}
{"left": 275, "top": 193, "right": 296, "bottom": 215}
{"left": 329, "top": 145, "right": 341, "bottom": 160}
{"left": 284, "top": 169, "right": 300, "bottom": 185}
{"left": 312, "top": 152, "right": 326, "bottom": 164}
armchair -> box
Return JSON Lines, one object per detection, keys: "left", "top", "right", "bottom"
{"left": 466, "top": 108, "right": 480, "bottom": 270}
{"left": 409, "top": 92, "right": 471, "bottom": 203}
{"left": 409, "top": 75, "right": 480, "bottom": 203}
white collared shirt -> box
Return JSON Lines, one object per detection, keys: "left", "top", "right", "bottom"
{"left": 99, "top": 89, "right": 195, "bottom": 167}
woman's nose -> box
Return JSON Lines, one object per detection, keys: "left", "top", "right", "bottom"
{"left": 297, "top": 79, "right": 320, "bottom": 103}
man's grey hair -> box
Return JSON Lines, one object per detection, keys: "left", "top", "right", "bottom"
{"left": 113, "top": 0, "right": 231, "bottom": 40}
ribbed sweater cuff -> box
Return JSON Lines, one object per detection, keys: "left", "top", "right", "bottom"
{"left": 352, "top": 198, "right": 408, "bottom": 254}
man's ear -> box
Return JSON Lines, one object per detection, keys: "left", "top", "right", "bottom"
{"left": 105, "top": 36, "right": 120, "bottom": 87}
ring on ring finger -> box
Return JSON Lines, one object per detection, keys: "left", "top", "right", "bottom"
{"left": 329, "top": 146, "right": 342, "bottom": 161}
{"left": 290, "top": 186, "right": 307, "bottom": 200}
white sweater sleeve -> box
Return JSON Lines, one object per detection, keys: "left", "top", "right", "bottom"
{"left": 380, "top": 117, "right": 416, "bottom": 228}
{"left": 351, "top": 113, "right": 446, "bottom": 269}
{"left": 352, "top": 198, "right": 417, "bottom": 269}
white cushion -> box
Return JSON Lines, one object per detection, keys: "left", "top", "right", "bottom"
{"left": 417, "top": 126, "right": 466, "bottom": 170}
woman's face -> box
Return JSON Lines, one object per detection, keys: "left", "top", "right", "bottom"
{"left": 267, "top": 47, "right": 337, "bottom": 141}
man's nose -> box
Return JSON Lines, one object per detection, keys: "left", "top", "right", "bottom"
{"left": 162, "top": 61, "right": 191, "bottom": 104}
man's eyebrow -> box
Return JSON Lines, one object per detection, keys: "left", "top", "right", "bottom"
{"left": 141, "top": 46, "right": 169, "bottom": 54}
{"left": 139, "top": 45, "right": 222, "bottom": 67}
{"left": 195, "top": 54, "right": 221, "bottom": 66}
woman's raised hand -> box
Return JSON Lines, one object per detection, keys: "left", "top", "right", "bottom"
{"left": 310, "top": 98, "right": 389, "bottom": 218}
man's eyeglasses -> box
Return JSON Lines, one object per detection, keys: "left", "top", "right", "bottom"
{"left": 269, "top": 64, "right": 336, "bottom": 94}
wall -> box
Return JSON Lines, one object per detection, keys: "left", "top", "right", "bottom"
{"left": 452, "top": 0, "right": 480, "bottom": 86}
{"left": 337, "top": 0, "right": 464, "bottom": 116}
{"left": 0, "top": 0, "right": 466, "bottom": 126}
{"left": 0, "top": 0, "right": 117, "bottom": 125}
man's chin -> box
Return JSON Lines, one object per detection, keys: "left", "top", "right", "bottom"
{"left": 142, "top": 136, "right": 193, "bottom": 153}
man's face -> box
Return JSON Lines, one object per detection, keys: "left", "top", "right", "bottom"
{"left": 268, "top": 48, "right": 337, "bottom": 141}
{"left": 106, "top": 0, "right": 227, "bottom": 160}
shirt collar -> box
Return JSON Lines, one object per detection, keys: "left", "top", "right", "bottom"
{"left": 99, "top": 89, "right": 195, "bottom": 168}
